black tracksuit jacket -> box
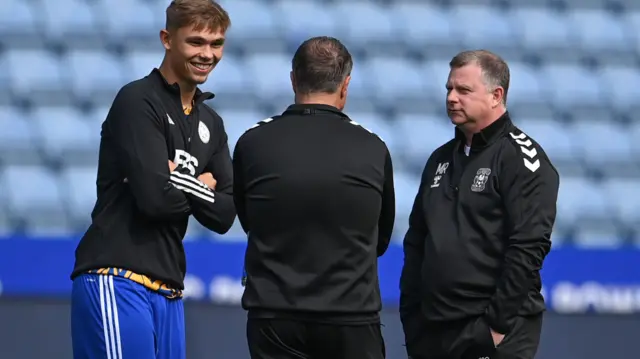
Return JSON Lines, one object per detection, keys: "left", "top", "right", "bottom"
{"left": 71, "top": 69, "right": 236, "bottom": 291}
{"left": 400, "top": 113, "right": 559, "bottom": 345}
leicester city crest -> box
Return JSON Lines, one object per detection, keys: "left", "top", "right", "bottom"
{"left": 471, "top": 168, "right": 491, "bottom": 192}
{"left": 198, "top": 121, "right": 210, "bottom": 144}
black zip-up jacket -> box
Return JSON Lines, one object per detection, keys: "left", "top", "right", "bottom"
{"left": 234, "top": 104, "right": 395, "bottom": 323}
{"left": 400, "top": 113, "right": 559, "bottom": 343}
{"left": 71, "top": 69, "right": 236, "bottom": 292}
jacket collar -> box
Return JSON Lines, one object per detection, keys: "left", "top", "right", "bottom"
{"left": 148, "top": 68, "right": 214, "bottom": 105}
{"left": 454, "top": 111, "right": 512, "bottom": 149}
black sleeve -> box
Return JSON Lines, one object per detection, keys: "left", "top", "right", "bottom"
{"left": 485, "top": 145, "right": 559, "bottom": 334}
{"left": 376, "top": 149, "right": 395, "bottom": 257}
{"left": 399, "top": 161, "right": 430, "bottom": 345}
{"left": 108, "top": 87, "right": 190, "bottom": 218}
{"left": 170, "top": 119, "right": 236, "bottom": 234}
{"left": 232, "top": 136, "right": 249, "bottom": 233}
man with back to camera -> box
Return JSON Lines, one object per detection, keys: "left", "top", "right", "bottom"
{"left": 399, "top": 50, "right": 560, "bottom": 359}
{"left": 69, "top": 1, "right": 236, "bottom": 358}
{"left": 233, "top": 36, "right": 396, "bottom": 359}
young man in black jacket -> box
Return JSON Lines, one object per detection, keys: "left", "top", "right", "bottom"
{"left": 70, "top": 1, "right": 235, "bottom": 358}
{"left": 400, "top": 50, "right": 559, "bottom": 359}
{"left": 234, "top": 36, "right": 395, "bottom": 359}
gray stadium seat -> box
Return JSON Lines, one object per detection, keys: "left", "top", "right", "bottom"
{"left": 568, "top": 9, "right": 628, "bottom": 52}
{"left": 65, "top": 49, "right": 125, "bottom": 99}
{"left": 450, "top": 5, "right": 516, "bottom": 48}
{"left": 510, "top": 8, "right": 573, "bottom": 49}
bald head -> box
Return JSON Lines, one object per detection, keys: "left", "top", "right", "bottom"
{"left": 291, "top": 36, "right": 353, "bottom": 95}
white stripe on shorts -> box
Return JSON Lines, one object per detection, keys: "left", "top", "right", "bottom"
{"left": 100, "top": 276, "right": 123, "bottom": 359}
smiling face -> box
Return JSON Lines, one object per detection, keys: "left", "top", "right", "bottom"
{"left": 161, "top": 25, "right": 225, "bottom": 86}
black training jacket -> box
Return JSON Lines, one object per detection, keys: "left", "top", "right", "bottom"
{"left": 71, "top": 69, "right": 236, "bottom": 291}
{"left": 234, "top": 104, "right": 395, "bottom": 323}
{"left": 400, "top": 112, "right": 559, "bottom": 342}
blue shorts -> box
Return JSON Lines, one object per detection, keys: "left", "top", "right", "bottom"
{"left": 71, "top": 274, "right": 185, "bottom": 359}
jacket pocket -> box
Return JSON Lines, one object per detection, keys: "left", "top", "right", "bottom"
{"left": 449, "top": 317, "right": 496, "bottom": 358}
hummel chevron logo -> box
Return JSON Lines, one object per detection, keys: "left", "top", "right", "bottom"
{"left": 510, "top": 132, "right": 539, "bottom": 172}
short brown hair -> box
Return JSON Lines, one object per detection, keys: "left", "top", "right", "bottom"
{"left": 166, "top": 0, "right": 231, "bottom": 33}
{"left": 292, "top": 36, "right": 353, "bottom": 95}
{"left": 449, "top": 50, "right": 510, "bottom": 105}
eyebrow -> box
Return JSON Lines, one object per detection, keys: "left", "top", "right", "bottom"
{"left": 186, "top": 36, "right": 225, "bottom": 45}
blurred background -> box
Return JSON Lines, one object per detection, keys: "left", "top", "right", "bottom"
{"left": 1, "top": 0, "right": 639, "bottom": 358}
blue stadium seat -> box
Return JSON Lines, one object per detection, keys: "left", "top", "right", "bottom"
{"left": 573, "top": 224, "right": 624, "bottom": 249}
{"left": 0, "top": 1, "right": 38, "bottom": 37}
{"left": 392, "top": 3, "right": 453, "bottom": 47}
{"left": 450, "top": 5, "right": 515, "bottom": 48}
{"left": 200, "top": 55, "right": 247, "bottom": 95}
{"left": 5, "top": 49, "right": 66, "bottom": 95}
{"left": 123, "top": 50, "right": 164, "bottom": 82}
{"left": 624, "top": 11, "right": 640, "bottom": 52}
{"left": 0, "top": 106, "right": 40, "bottom": 165}
{"left": 331, "top": 2, "right": 395, "bottom": 45}
{"left": 556, "top": 177, "right": 613, "bottom": 227}
{"left": 598, "top": 66, "right": 640, "bottom": 111}
{"left": 363, "top": 57, "right": 424, "bottom": 100}
{"left": 218, "top": 0, "right": 277, "bottom": 40}
{"left": 60, "top": 166, "right": 97, "bottom": 225}
{"left": 392, "top": 169, "right": 421, "bottom": 241}
{"left": 570, "top": 121, "right": 632, "bottom": 166}
{"left": 0, "top": 166, "right": 71, "bottom": 236}
{"left": 510, "top": 8, "right": 573, "bottom": 49}
{"left": 0, "top": 207, "right": 12, "bottom": 237}
{"left": 348, "top": 112, "right": 399, "bottom": 156}
{"left": 602, "top": 178, "right": 640, "bottom": 226}
{"left": 423, "top": 60, "right": 452, "bottom": 99}
{"left": 31, "top": 107, "right": 96, "bottom": 162}
{"left": 517, "top": 118, "right": 578, "bottom": 163}
{"left": 568, "top": 9, "right": 628, "bottom": 52}
{"left": 344, "top": 57, "right": 369, "bottom": 100}
{"left": 65, "top": 50, "right": 125, "bottom": 98}
{"left": 508, "top": 62, "right": 544, "bottom": 106}
{"left": 540, "top": 64, "right": 602, "bottom": 108}
{"left": 244, "top": 54, "right": 292, "bottom": 99}
{"left": 95, "top": 0, "right": 156, "bottom": 41}
{"left": 630, "top": 122, "right": 640, "bottom": 158}
{"left": 40, "top": 0, "right": 99, "bottom": 41}
{"left": 216, "top": 109, "right": 267, "bottom": 152}
{"left": 274, "top": 0, "right": 339, "bottom": 42}
{"left": 396, "top": 114, "right": 453, "bottom": 166}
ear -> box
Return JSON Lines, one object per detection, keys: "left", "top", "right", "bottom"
{"left": 491, "top": 86, "right": 504, "bottom": 108}
{"left": 160, "top": 29, "right": 171, "bottom": 51}
{"left": 340, "top": 75, "right": 351, "bottom": 98}
{"left": 290, "top": 71, "right": 297, "bottom": 94}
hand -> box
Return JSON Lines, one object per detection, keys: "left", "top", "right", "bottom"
{"left": 490, "top": 328, "right": 505, "bottom": 347}
{"left": 168, "top": 160, "right": 177, "bottom": 172}
{"left": 198, "top": 172, "right": 217, "bottom": 190}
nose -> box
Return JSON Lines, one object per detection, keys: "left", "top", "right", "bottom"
{"left": 447, "top": 90, "right": 458, "bottom": 104}
{"left": 199, "top": 47, "right": 214, "bottom": 62}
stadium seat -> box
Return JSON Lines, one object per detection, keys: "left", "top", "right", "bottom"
{"left": 624, "top": 11, "right": 640, "bottom": 53}
{"left": 568, "top": 9, "right": 628, "bottom": 52}
{"left": 0, "top": 1, "right": 38, "bottom": 38}
{"left": 5, "top": 49, "right": 67, "bottom": 95}
{"left": 540, "top": 64, "right": 602, "bottom": 108}
{"left": 60, "top": 166, "right": 97, "bottom": 225}
{"left": 217, "top": 109, "right": 270, "bottom": 152}
{"left": 450, "top": 5, "right": 515, "bottom": 48}
{"left": 0, "top": 106, "right": 40, "bottom": 166}
{"left": 123, "top": 50, "right": 165, "bottom": 82}
{"left": 31, "top": 107, "right": 96, "bottom": 161}
{"left": 65, "top": 50, "right": 125, "bottom": 99}
{"left": 243, "top": 53, "right": 292, "bottom": 99}
{"left": 274, "top": 0, "right": 339, "bottom": 42}
{"left": 200, "top": 55, "right": 248, "bottom": 95}
{"left": 392, "top": 3, "right": 454, "bottom": 47}
{"left": 422, "top": 60, "right": 453, "bottom": 99}
{"left": 598, "top": 66, "right": 640, "bottom": 110}
{"left": 95, "top": 0, "right": 156, "bottom": 41}
{"left": 510, "top": 8, "right": 573, "bottom": 49}
{"left": 348, "top": 112, "right": 399, "bottom": 156}
{"left": 392, "top": 169, "right": 421, "bottom": 241}
{"left": 0, "top": 207, "right": 12, "bottom": 237}
{"left": 507, "top": 62, "right": 544, "bottom": 106}
{"left": 363, "top": 57, "right": 425, "bottom": 100}
{"left": 573, "top": 224, "right": 625, "bottom": 249}
{"left": 602, "top": 178, "right": 640, "bottom": 226}
{"left": 331, "top": 2, "right": 395, "bottom": 45}
{"left": 517, "top": 118, "right": 578, "bottom": 163}
{"left": 395, "top": 114, "right": 453, "bottom": 166}
{"left": 556, "top": 177, "right": 613, "bottom": 226}
{"left": 40, "top": 0, "right": 99, "bottom": 42}
{"left": 570, "top": 121, "right": 633, "bottom": 166}
{"left": 218, "top": 0, "right": 277, "bottom": 40}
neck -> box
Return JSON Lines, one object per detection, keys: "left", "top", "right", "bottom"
{"left": 159, "top": 59, "right": 197, "bottom": 108}
{"left": 461, "top": 107, "right": 507, "bottom": 146}
{"left": 294, "top": 93, "right": 341, "bottom": 109}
